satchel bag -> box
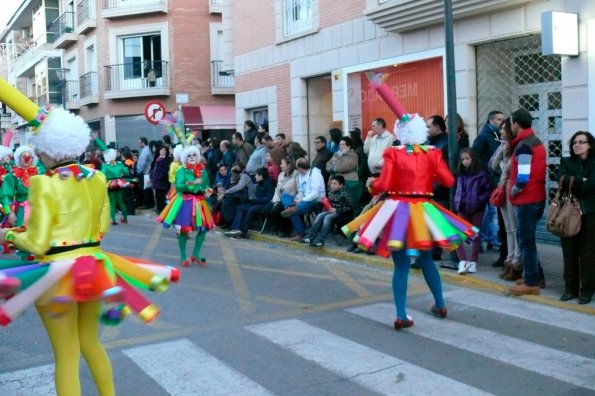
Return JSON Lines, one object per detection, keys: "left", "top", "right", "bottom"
{"left": 489, "top": 184, "right": 506, "bottom": 208}
{"left": 546, "top": 176, "right": 582, "bottom": 238}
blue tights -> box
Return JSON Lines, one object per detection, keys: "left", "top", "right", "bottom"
{"left": 391, "top": 249, "right": 445, "bottom": 320}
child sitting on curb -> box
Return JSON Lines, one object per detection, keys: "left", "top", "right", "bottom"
{"left": 301, "top": 175, "right": 354, "bottom": 247}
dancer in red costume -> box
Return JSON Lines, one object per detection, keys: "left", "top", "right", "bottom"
{"left": 343, "top": 74, "right": 477, "bottom": 330}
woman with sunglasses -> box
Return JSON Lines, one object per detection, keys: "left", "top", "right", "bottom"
{"left": 557, "top": 131, "right": 595, "bottom": 305}
{"left": 157, "top": 145, "right": 214, "bottom": 267}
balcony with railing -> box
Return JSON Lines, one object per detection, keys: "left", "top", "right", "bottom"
{"left": 211, "top": 60, "right": 234, "bottom": 95}
{"left": 12, "top": 36, "right": 57, "bottom": 78}
{"left": 77, "top": 0, "right": 97, "bottom": 34}
{"left": 48, "top": 12, "right": 77, "bottom": 49}
{"left": 104, "top": 60, "right": 170, "bottom": 99}
{"left": 80, "top": 71, "right": 99, "bottom": 105}
{"left": 102, "top": 0, "right": 168, "bottom": 19}
{"left": 209, "top": 0, "right": 222, "bottom": 14}
{"left": 64, "top": 80, "right": 81, "bottom": 110}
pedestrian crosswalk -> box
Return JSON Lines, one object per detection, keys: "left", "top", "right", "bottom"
{"left": 1, "top": 288, "right": 593, "bottom": 395}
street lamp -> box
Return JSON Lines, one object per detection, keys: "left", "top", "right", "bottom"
{"left": 54, "top": 68, "right": 70, "bottom": 109}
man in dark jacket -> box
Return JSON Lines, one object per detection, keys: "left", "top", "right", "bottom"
{"left": 473, "top": 111, "right": 504, "bottom": 167}
{"left": 425, "top": 115, "right": 450, "bottom": 261}
{"left": 473, "top": 110, "right": 506, "bottom": 264}
{"left": 232, "top": 132, "right": 254, "bottom": 168}
{"left": 311, "top": 136, "right": 334, "bottom": 185}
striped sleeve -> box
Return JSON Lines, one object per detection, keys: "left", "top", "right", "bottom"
{"left": 514, "top": 144, "right": 533, "bottom": 190}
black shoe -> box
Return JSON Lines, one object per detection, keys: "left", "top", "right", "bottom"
{"left": 560, "top": 292, "right": 578, "bottom": 301}
{"left": 352, "top": 248, "right": 363, "bottom": 254}
{"left": 491, "top": 257, "right": 505, "bottom": 268}
{"left": 346, "top": 244, "right": 357, "bottom": 253}
{"left": 578, "top": 294, "right": 592, "bottom": 305}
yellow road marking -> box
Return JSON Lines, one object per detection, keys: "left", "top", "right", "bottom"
{"left": 327, "top": 266, "right": 372, "bottom": 298}
{"left": 220, "top": 239, "right": 255, "bottom": 314}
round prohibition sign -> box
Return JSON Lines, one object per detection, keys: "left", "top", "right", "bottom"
{"left": 144, "top": 100, "right": 167, "bottom": 125}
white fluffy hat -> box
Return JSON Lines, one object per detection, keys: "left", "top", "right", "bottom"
{"left": 14, "top": 145, "right": 38, "bottom": 167}
{"left": 172, "top": 144, "right": 184, "bottom": 161}
{"left": 180, "top": 145, "right": 201, "bottom": 164}
{"left": 394, "top": 114, "right": 428, "bottom": 145}
{"left": 0, "top": 145, "right": 12, "bottom": 161}
{"left": 104, "top": 148, "right": 117, "bottom": 163}
{"left": 28, "top": 107, "right": 91, "bottom": 162}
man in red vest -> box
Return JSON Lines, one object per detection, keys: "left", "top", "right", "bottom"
{"left": 508, "top": 109, "right": 547, "bottom": 295}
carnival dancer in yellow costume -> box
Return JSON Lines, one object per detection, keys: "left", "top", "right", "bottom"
{"left": 0, "top": 78, "right": 179, "bottom": 396}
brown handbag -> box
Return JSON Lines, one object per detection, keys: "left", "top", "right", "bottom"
{"left": 546, "top": 176, "right": 582, "bottom": 238}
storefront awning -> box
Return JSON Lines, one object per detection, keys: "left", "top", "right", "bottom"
{"left": 182, "top": 106, "right": 236, "bottom": 129}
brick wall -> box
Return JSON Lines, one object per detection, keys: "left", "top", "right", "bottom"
{"left": 233, "top": 0, "right": 276, "bottom": 56}
{"left": 236, "top": 64, "right": 292, "bottom": 138}
{"left": 319, "top": 0, "right": 365, "bottom": 28}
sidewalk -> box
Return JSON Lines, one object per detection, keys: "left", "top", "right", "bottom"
{"left": 246, "top": 228, "right": 595, "bottom": 316}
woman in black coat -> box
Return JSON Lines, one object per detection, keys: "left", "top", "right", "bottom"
{"left": 150, "top": 145, "right": 172, "bottom": 212}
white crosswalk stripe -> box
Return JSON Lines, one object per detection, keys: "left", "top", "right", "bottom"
{"left": 122, "top": 339, "right": 274, "bottom": 396}
{"left": 444, "top": 289, "right": 595, "bottom": 336}
{"left": 347, "top": 303, "right": 595, "bottom": 391}
{"left": 246, "top": 319, "right": 493, "bottom": 396}
{"left": 0, "top": 364, "right": 55, "bottom": 395}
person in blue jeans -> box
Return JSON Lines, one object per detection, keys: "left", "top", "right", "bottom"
{"left": 300, "top": 175, "right": 354, "bottom": 247}
{"left": 224, "top": 167, "right": 274, "bottom": 239}
{"left": 507, "top": 109, "right": 547, "bottom": 295}
{"left": 280, "top": 158, "right": 326, "bottom": 240}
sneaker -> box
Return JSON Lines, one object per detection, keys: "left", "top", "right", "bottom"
{"left": 466, "top": 261, "right": 477, "bottom": 273}
{"left": 300, "top": 236, "right": 312, "bottom": 244}
{"left": 224, "top": 230, "right": 242, "bottom": 237}
{"left": 310, "top": 241, "right": 324, "bottom": 248}
{"left": 457, "top": 260, "right": 468, "bottom": 274}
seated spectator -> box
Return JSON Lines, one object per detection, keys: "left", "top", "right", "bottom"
{"left": 286, "top": 142, "right": 308, "bottom": 163}
{"left": 246, "top": 132, "right": 269, "bottom": 178}
{"left": 326, "top": 136, "right": 361, "bottom": 208}
{"left": 280, "top": 158, "right": 326, "bottom": 240}
{"left": 262, "top": 157, "right": 297, "bottom": 237}
{"left": 224, "top": 168, "right": 275, "bottom": 239}
{"left": 300, "top": 175, "right": 354, "bottom": 247}
{"left": 312, "top": 135, "right": 333, "bottom": 185}
{"left": 219, "top": 140, "right": 236, "bottom": 169}
{"left": 327, "top": 128, "right": 342, "bottom": 154}
{"left": 214, "top": 163, "right": 231, "bottom": 189}
{"left": 232, "top": 132, "right": 254, "bottom": 168}
{"left": 219, "top": 163, "right": 253, "bottom": 229}
{"left": 266, "top": 151, "right": 282, "bottom": 184}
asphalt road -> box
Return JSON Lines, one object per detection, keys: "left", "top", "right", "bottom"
{"left": 0, "top": 215, "right": 593, "bottom": 395}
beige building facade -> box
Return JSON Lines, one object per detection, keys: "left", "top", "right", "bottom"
{"left": 225, "top": 0, "right": 595, "bottom": 209}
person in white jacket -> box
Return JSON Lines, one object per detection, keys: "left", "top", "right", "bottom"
{"left": 280, "top": 158, "right": 326, "bottom": 240}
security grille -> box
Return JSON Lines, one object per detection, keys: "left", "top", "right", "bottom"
{"left": 476, "top": 34, "right": 562, "bottom": 243}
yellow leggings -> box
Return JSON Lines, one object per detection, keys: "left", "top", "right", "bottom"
{"left": 36, "top": 301, "right": 115, "bottom": 396}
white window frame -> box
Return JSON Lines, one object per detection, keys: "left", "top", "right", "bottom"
{"left": 275, "top": 0, "right": 319, "bottom": 42}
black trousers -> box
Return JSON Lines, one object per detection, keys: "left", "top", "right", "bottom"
{"left": 261, "top": 201, "right": 292, "bottom": 234}
{"left": 497, "top": 207, "right": 508, "bottom": 260}
{"left": 560, "top": 212, "right": 595, "bottom": 297}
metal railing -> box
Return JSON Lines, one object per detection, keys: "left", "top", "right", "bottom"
{"left": 47, "top": 11, "right": 76, "bottom": 43}
{"left": 77, "top": 0, "right": 94, "bottom": 25}
{"left": 211, "top": 60, "right": 234, "bottom": 88}
{"left": 103, "top": 0, "right": 165, "bottom": 9}
{"left": 80, "top": 71, "right": 98, "bottom": 99}
{"left": 104, "top": 60, "right": 169, "bottom": 91}
{"left": 65, "top": 80, "right": 80, "bottom": 104}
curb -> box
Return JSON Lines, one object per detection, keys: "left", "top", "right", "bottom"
{"left": 247, "top": 232, "right": 595, "bottom": 316}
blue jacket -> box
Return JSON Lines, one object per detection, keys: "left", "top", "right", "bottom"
{"left": 454, "top": 170, "right": 492, "bottom": 214}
